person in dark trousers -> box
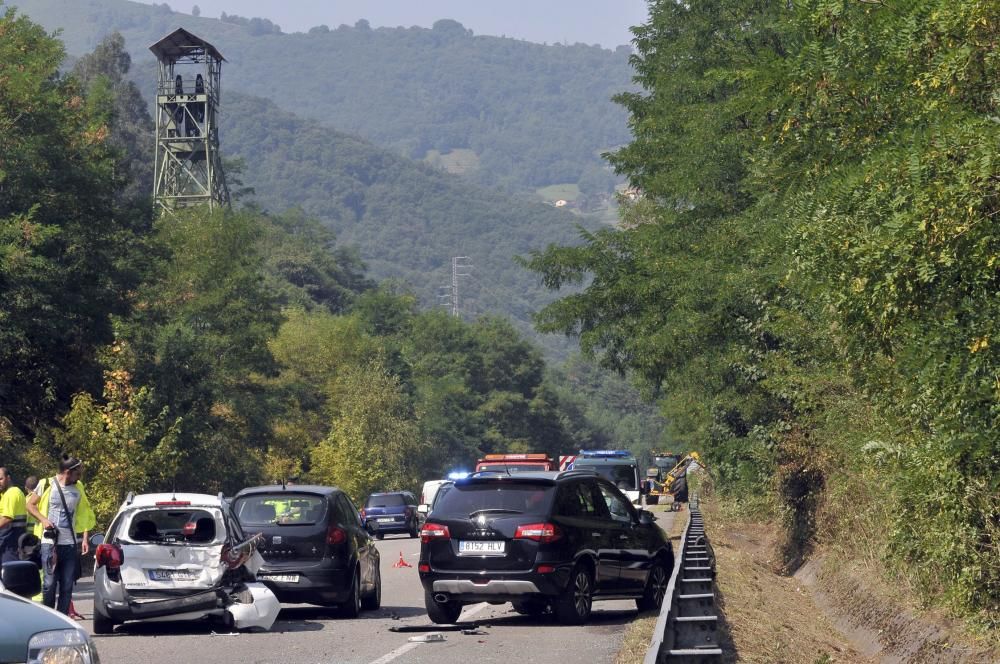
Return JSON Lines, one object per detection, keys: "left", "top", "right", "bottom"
{"left": 0, "top": 467, "right": 28, "bottom": 563}
{"left": 26, "top": 455, "right": 96, "bottom": 615}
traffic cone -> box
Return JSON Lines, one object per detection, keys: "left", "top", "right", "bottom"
{"left": 392, "top": 551, "right": 413, "bottom": 568}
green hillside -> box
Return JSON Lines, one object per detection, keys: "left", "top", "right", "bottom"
{"left": 10, "top": 0, "right": 633, "bottom": 192}
{"left": 224, "top": 92, "right": 595, "bottom": 354}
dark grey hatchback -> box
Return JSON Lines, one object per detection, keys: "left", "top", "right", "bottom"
{"left": 418, "top": 470, "right": 673, "bottom": 624}
{"left": 232, "top": 485, "right": 381, "bottom": 616}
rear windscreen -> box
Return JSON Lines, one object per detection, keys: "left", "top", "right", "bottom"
{"left": 126, "top": 508, "right": 219, "bottom": 544}
{"left": 432, "top": 483, "right": 555, "bottom": 518}
{"left": 365, "top": 494, "right": 406, "bottom": 508}
{"left": 234, "top": 494, "right": 326, "bottom": 526}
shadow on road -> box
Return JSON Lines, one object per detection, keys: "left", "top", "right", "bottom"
{"left": 472, "top": 607, "right": 638, "bottom": 630}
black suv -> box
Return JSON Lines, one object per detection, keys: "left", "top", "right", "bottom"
{"left": 232, "top": 485, "right": 381, "bottom": 616}
{"left": 418, "top": 470, "right": 673, "bottom": 624}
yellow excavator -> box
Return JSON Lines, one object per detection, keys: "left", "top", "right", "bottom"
{"left": 644, "top": 451, "right": 703, "bottom": 509}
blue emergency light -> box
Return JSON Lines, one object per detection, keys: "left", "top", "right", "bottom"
{"left": 578, "top": 449, "right": 634, "bottom": 459}
{"left": 447, "top": 471, "right": 470, "bottom": 480}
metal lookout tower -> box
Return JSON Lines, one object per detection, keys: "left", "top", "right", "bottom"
{"left": 150, "top": 28, "right": 230, "bottom": 212}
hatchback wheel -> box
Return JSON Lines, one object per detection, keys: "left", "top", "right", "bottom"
{"left": 340, "top": 568, "right": 361, "bottom": 618}
{"left": 361, "top": 563, "right": 381, "bottom": 610}
{"left": 553, "top": 564, "right": 593, "bottom": 624}
{"left": 424, "top": 590, "right": 463, "bottom": 624}
{"left": 375, "top": 532, "right": 385, "bottom": 540}
{"left": 93, "top": 610, "right": 116, "bottom": 635}
{"left": 636, "top": 561, "right": 669, "bottom": 611}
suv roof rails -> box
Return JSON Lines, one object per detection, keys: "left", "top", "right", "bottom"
{"left": 557, "top": 468, "right": 599, "bottom": 479}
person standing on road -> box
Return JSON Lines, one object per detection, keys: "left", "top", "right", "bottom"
{"left": 25, "top": 455, "right": 96, "bottom": 615}
{"left": 0, "top": 467, "right": 28, "bottom": 563}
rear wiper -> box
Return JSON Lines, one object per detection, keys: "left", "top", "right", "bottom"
{"left": 468, "top": 508, "right": 523, "bottom": 518}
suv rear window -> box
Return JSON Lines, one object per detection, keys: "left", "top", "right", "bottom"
{"left": 234, "top": 494, "right": 327, "bottom": 526}
{"left": 432, "top": 482, "right": 555, "bottom": 518}
{"left": 126, "top": 508, "right": 219, "bottom": 544}
{"left": 365, "top": 494, "right": 406, "bottom": 508}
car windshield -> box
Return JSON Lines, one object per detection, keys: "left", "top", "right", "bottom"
{"left": 234, "top": 494, "right": 326, "bottom": 525}
{"left": 432, "top": 482, "right": 555, "bottom": 519}
{"left": 125, "top": 508, "right": 220, "bottom": 544}
{"left": 366, "top": 494, "right": 406, "bottom": 508}
{"left": 581, "top": 464, "right": 638, "bottom": 491}
{"left": 477, "top": 463, "right": 548, "bottom": 472}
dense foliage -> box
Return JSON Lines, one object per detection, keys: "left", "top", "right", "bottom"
{"left": 525, "top": 0, "right": 999, "bottom": 626}
{"left": 12, "top": 0, "right": 633, "bottom": 193}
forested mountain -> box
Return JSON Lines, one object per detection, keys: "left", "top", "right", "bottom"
{"left": 223, "top": 92, "right": 596, "bottom": 352}
{"left": 9, "top": 0, "right": 633, "bottom": 192}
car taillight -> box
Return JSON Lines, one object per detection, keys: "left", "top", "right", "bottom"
{"left": 537, "top": 564, "right": 556, "bottom": 574}
{"left": 514, "top": 522, "right": 562, "bottom": 543}
{"left": 418, "top": 563, "right": 430, "bottom": 573}
{"left": 327, "top": 526, "right": 347, "bottom": 545}
{"left": 95, "top": 543, "right": 124, "bottom": 569}
{"left": 419, "top": 523, "right": 450, "bottom": 544}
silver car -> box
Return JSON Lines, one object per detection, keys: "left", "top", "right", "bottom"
{"left": 92, "top": 492, "right": 279, "bottom": 634}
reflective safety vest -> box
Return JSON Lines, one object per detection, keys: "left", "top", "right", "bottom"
{"left": 31, "top": 478, "right": 97, "bottom": 540}
{"left": 0, "top": 486, "right": 28, "bottom": 551}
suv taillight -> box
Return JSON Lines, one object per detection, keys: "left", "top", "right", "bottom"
{"left": 419, "top": 523, "right": 450, "bottom": 544}
{"left": 95, "top": 543, "right": 124, "bottom": 569}
{"left": 514, "top": 522, "right": 562, "bottom": 544}
{"left": 327, "top": 526, "right": 347, "bottom": 545}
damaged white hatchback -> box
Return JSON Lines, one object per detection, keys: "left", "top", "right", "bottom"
{"left": 92, "top": 492, "right": 280, "bottom": 634}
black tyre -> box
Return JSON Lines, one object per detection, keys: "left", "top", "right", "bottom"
{"left": 361, "top": 563, "right": 382, "bottom": 610}
{"left": 636, "top": 560, "right": 670, "bottom": 612}
{"left": 553, "top": 564, "right": 593, "bottom": 625}
{"left": 340, "top": 568, "right": 361, "bottom": 618}
{"left": 511, "top": 599, "right": 547, "bottom": 616}
{"left": 408, "top": 519, "right": 419, "bottom": 538}
{"left": 646, "top": 495, "right": 660, "bottom": 505}
{"left": 424, "top": 590, "right": 463, "bottom": 624}
{"left": 375, "top": 532, "right": 385, "bottom": 540}
{"left": 93, "top": 610, "right": 116, "bottom": 635}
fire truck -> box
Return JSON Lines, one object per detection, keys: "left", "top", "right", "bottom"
{"left": 474, "top": 453, "right": 557, "bottom": 473}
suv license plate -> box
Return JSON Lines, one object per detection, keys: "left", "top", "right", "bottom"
{"left": 149, "top": 569, "right": 199, "bottom": 581}
{"left": 377, "top": 517, "right": 395, "bottom": 523}
{"left": 458, "top": 540, "right": 506, "bottom": 556}
{"left": 261, "top": 574, "right": 299, "bottom": 583}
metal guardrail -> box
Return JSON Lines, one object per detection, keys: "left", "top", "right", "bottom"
{"left": 644, "top": 497, "right": 722, "bottom": 663}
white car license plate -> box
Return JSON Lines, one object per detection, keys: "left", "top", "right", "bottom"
{"left": 458, "top": 540, "right": 506, "bottom": 556}
{"left": 148, "top": 569, "right": 199, "bottom": 581}
{"left": 377, "top": 517, "right": 395, "bottom": 523}
{"left": 261, "top": 574, "right": 299, "bottom": 583}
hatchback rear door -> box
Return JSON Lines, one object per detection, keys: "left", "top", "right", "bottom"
{"left": 232, "top": 493, "right": 331, "bottom": 565}
{"left": 116, "top": 505, "right": 227, "bottom": 591}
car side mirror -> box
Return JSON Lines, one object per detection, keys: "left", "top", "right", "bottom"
{"left": 1, "top": 560, "right": 42, "bottom": 598}
{"left": 638, "top": 510, "right": 656, "bottom": 526}
{"left": 89, "top": 533, "right": 105, "bottom": 549}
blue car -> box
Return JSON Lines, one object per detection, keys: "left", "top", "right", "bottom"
{"left": 362, "top": 491, "right": 419, "bottom": 539}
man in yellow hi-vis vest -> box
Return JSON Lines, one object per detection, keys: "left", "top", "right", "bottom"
{"left": 26, "top": 454, "right": 96, "bottom": 615}
{"left": 0, "top": 467, "right": 28, "bottom": 563}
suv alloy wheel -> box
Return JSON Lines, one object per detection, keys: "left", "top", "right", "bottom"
{"left": 553, "top": 564, "right": 593, "bottom": 624}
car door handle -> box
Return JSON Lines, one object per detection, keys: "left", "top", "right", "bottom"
{"left": 591, "top": 532, "right": 602, "bottom": 537}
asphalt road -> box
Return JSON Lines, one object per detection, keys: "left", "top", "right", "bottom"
{"left": 73, "top": 510, "right": 676, "bottom": 664}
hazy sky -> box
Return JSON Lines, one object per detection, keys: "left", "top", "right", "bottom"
{"left": 139, "top": 1, "right": 650, "bottom": 48}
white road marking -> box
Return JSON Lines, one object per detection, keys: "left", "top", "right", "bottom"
{"left": 365, "top": 602, "right": 490, "bottom": 664}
